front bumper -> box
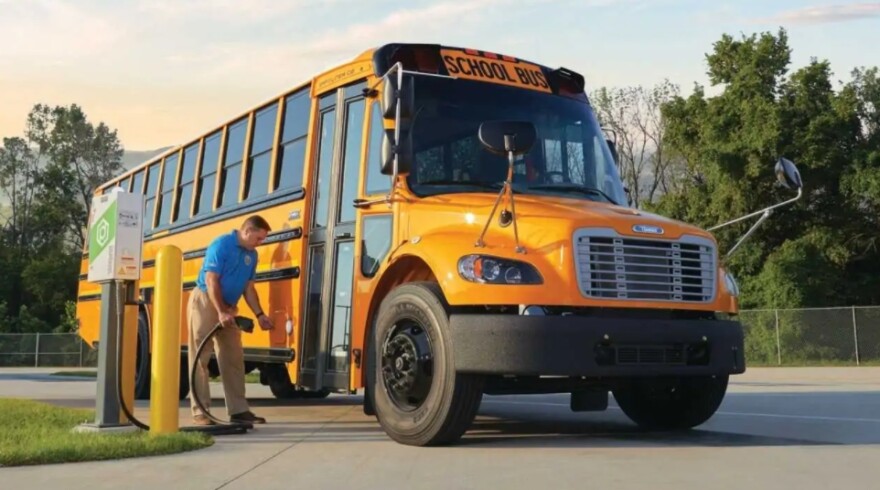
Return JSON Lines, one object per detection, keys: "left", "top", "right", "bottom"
{"left": 449, "top": 314, "right": 745, "bottom": 377}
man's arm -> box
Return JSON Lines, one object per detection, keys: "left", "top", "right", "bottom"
{"left": 243, "top": 281, "right": 262, "bottom": 317}
{"left": 206, "top": 272, "right": 236, "bottom": 327}
{"left": 244, "top": 281, "right": 274, "bottom": 330}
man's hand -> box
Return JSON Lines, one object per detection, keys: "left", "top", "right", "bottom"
{"left": 258, "top": 314, "right": 274, "bottom": 331}
{"left": 218, "top": 308, "right": 237, "bottom": 329}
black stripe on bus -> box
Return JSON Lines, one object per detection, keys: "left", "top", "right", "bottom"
{"left": 79, "top": 186, "right": 304, "bottom": 257}
{"left": 183, "top": 249, "right": 206, "bottom": 260}
{"left": 254, "top": 266, "right": 301, "bottom": 282}
{"left": 78, "top": 266, "right": 301, "bottom": 303}
{"left": 84, "top": 227, "right": 302, "bottom": 273}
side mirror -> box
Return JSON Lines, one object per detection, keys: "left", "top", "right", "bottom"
{"left": 775, "top": 157, "right": 802, "bottom": 190}
{"left": 382, "top": 74, "right": 414, "bottom": 120}
{"left": 709, "top": 156, "right": 805, "bottom": 258}
{"left": 381, "top": 128, "right": 412, "bottom": 175}
{"left": 606, "top": 139, "right": 618, "bottom": 165}
{"left": 478, "top": 120, "right": 537, "bottom": 156}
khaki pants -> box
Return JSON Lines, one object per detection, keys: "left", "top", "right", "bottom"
{"left": 187, "top": 288, "right": 249, "bottom": 417}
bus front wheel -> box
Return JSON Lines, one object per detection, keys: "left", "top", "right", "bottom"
{"left": 371, "top": 282, "right": 484, "bottom": 447}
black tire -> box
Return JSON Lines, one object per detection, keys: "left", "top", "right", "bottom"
{"left": 363, "top": 332, "right": 377, "bottom": 417}
{"left": 262, "top": 363, "right": 330, "bottom": 399}
{"left": 178, "top": 355, "right": 190, "bottom": 400}
{"left": 371, "top": 282, "right": 484, "bottom": 446}
{"left": 134, "top": 310, "right": 189, "bottom": 401}
{"left": 612, "top": 375, "right": 729, "bottom": 430}
{"left": 134, "top": 312, "right": 151, "bottom": 400}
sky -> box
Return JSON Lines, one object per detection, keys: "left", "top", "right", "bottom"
{"left": 0, "top": 0, "right": 877, "bottom": 151}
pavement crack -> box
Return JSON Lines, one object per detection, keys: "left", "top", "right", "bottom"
{"left": 214, "top": 406, "right": 355, "bottom": 490}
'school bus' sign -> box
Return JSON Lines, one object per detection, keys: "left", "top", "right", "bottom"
{"left": 440, "top": 49, "right": 551, "bottom": 93}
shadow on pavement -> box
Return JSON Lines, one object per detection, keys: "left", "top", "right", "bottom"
{"left": 27, "top": 389, "right": 880, "bottom": 448}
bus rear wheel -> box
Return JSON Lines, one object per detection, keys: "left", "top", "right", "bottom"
{"left": 370, "top": 282, "right": 483, "bottom": 447}
{"left": 612, "top": 375, "right": 729, "bottom": 430}
{"left": 134, "top": 311, "right": 189, "bottom": 401}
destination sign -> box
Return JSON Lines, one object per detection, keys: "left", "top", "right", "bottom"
{"left": 440, "top": 49, "right": 552, "bottom": 93}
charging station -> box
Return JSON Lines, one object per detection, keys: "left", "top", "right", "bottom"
{"left": 76, "top": 187, "right": 143, "bottom": 433}
{"left": 75, "top": 186, "right": 252, "bottom": 436}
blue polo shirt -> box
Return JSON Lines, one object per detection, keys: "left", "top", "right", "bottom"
{"left": 196, "top": 230, "right": 257, "bottom": 307}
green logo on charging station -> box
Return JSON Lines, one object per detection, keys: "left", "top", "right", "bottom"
{"left": 89, "top": 201, "right": 118, "bottom": 263}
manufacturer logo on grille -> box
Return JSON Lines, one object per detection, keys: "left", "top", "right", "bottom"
{"left": 632, "top": 224, "right": 664, "bottom": 235}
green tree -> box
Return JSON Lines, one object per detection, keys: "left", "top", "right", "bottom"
{"left": 0, "top": 104, "right": 124, "bottom": 333}
{"left": 651, "top": 28, "right": 880, "bottom": 309}
{"left": 26, "top": 104, "right": 124, "bottom": 250}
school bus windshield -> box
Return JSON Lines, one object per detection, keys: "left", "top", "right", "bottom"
{"left": 405, "top": 76, "right": 628, "bottom": 206}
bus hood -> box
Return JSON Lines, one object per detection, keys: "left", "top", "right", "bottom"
{"left": 404, "top": 192, "right": 717, "bottom": 247}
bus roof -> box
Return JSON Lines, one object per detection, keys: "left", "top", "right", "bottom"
{"left": 99, "top": 43, "right": 586, "bottom": 193}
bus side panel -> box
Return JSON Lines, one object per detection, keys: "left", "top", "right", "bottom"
{"left": 136, "top": 199, "right": 307, "bottom": 349}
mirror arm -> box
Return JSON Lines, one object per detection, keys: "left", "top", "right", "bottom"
{"left": 709, "top": 187, "right": 802, "bottom": 258}
{"left": 724, "top": 209, "right": 771, "bottom": 258}
{"left": 708, "top": 187, "right": 802, "bottom": 231}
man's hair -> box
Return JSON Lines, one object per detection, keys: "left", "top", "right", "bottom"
{"left": 242, "top": 215, "right": 271, "bottom": 233}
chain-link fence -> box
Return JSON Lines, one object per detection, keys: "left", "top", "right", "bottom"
{"left": 0, "top": 333, "right": 98, "bottom": 368}
{"left": 740, "top": 306, "right": 880, "bottom": 366}
{"left": 0, "top": 305, "right": 878, "bottom": 368}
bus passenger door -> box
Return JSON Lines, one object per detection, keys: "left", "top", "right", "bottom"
{"left": 299, "top": 81, "right": 367, "bottom": 392}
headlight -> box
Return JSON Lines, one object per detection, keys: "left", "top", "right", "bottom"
{"left": 723, "top": 271, "right": 739, "bottom": 297}
{"left": 458, "top": 255, "right": 543, "bottom": 285}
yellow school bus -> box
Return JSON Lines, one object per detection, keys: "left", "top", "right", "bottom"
{"left": 77, "top": 43, "right": 751, "bottom": 446}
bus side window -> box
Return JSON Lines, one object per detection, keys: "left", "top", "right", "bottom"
{"left": 364, "top": 102, "right": 390, "bottom": 195}
{"left": 275, "top": 89, "right": 310, "bottom": 192}
{"left": 156, "top": 152, "right": 179, "bottom": 226}
{"left": 219, "top": 118, "right": 248, "bottom": 208}
{"left": 131, "top": 170, "right": 145, "bottom": 195}
{"left": 245, "top": 102, "right": 278, "bottom": 200}
{"left": 361, "top": 214, "right": 392, "bottom": 278}
{"left": 194, "top": 131, "right": 221, "bottom": 216}
{"left": 143, "top": 163, "right": 160, "bottom": 233}
{"left": 173, "top": 142, "right": 199, "bottom": 223}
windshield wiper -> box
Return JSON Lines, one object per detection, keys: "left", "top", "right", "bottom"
{"left": 528, "top": 183, "right": 619, "bottom": 205}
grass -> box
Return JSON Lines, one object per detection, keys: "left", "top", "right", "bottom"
{"left": 0, "top": 398, "right": 213, "bottom": 467}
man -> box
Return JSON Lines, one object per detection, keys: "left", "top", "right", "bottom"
{"left": 188, "top": 215, "right": 275, "bottom": 425}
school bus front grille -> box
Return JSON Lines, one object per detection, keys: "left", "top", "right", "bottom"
{"left": 574, "top": 229, "right": 716, "bottom": 303}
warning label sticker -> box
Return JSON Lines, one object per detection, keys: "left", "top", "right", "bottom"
{"left": 441, "top": 49, "right": 551, "bottom": 93}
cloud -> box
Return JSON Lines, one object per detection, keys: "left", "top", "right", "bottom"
{"left": 755, "top": 2, "right": 880, "bottom": 24}
{"left": 164, "top": 0, "right": 508, "bottom": 87}
{"left": 136, "top": 0, "right": 350, "bottom": 23}
{"left": 0, "top": 0, "right": 124, "bottom": 62}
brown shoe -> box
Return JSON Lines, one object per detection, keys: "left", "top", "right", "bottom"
{"left": 230, "top": 411, "right": 266, "bottom": 424}
{"left": 193, "top": 414, "right": 215, "bottom": 426}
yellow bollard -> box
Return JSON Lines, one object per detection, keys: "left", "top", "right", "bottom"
{"left": 150, "top": 245, "right": 182, "bottom": 434}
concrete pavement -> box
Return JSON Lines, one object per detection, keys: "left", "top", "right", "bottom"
{"left": 1, "top": 367, "right": 878, "bottom": 489}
